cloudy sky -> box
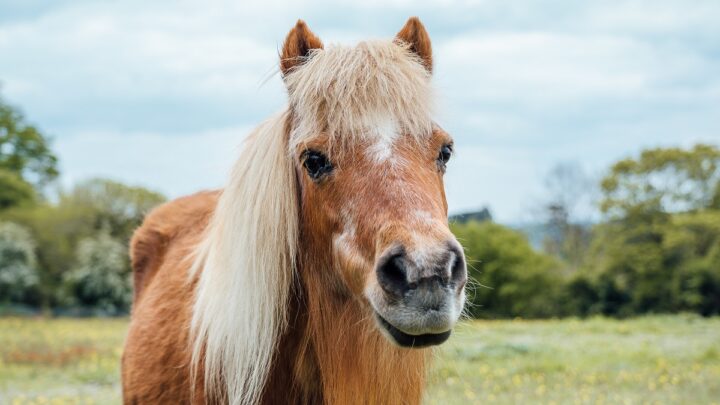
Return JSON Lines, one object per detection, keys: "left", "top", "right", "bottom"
{"left": 1, "top": 0, "right": 718, "bottom": 222}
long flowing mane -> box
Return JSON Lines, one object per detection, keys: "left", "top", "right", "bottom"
{"left": 189, "top": 39, "right": 435, "bottom": 405}
{"left": 190, "top": 112, "right": 298, "bottom": 405}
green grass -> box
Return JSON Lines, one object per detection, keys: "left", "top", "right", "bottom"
{"left": 1, "top": 315, "right": 719, "bottom": 404}
{"left": 428, "top": 315, "right": 720, "bottom": 404}
{"left": 0, "top": 317, "right": 126, "bottom": 405}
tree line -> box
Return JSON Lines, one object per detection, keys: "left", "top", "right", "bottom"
{"left": 454, "top": 144, "right": 720, "bottom": 318}
{"left": 1, "top": 91, "right": 718, "bottom": 317}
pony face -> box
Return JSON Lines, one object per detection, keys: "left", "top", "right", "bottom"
{"left": 296, "top": 128, "right": 467, "bottom": 347}
{"left": 282, "top": 19, "right": 467, "bottom": 348}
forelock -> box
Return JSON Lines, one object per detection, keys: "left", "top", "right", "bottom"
{"left": 285, "top": 40, "right": 434, "bottom": 153}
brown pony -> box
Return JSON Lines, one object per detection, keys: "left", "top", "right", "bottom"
{"left": 122, "top": 17, "right": 467, "bottom": 405}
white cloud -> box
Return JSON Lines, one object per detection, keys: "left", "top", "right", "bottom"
{"left": 436, "top": 29, "right": 720, "bottom": 108}
{"left": 582, "top": 0, "right": 720, "bottom": 36}
{"left": 55, "top": 125, "right": 252, "bottom": 197}
{"left": 0, "top": 3, "right": 281, "bottom": 102}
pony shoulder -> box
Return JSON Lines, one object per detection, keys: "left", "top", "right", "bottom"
{"left": 129, "top": 190, "right": 220, "bottom": 304}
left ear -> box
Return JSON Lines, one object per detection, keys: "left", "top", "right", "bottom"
{"left": 395, "top": 16, "right": 433, "bottom": 73}
{"left": 280, "top": 19, "right": 324, "bottom": 77}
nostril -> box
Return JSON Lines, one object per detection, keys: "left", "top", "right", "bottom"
{"left": 385, "top": 256, "right": 406, "bottom": 285}
{"left": 449, "top": 243, "right": 468, "bottom": 287}
{"left": 376, "top": 253, "right": 410, "bottom": 297}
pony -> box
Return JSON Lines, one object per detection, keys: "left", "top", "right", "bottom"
{"left": 121, "top": 17, "right": 467, "bottom": 405}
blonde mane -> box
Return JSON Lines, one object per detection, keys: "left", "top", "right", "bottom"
{"left": 190, "top": 39, "right": 434, "bottom": 405}
{"left": 190, "top": 111, "right": 298, "bottom": 405}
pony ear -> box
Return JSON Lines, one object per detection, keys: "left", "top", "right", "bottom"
{"left": 280, "top": 20, "right": 324, "bottom": 77}
{"left": 395, "top": 17, "right": 433, "bottom": 73}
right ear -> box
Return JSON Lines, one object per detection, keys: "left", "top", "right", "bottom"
{"left": 395, "top": 17, "right": 433, "bottom": 73}
{"left": 280, "top": 20, "right": 324, "bottom": 77}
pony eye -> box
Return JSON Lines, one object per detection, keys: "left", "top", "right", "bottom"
{"left": 302, "top": 150, "right": 333, "bottom": 180}
{"left": 437, "top": 144, "right": 453, "bottom": 169}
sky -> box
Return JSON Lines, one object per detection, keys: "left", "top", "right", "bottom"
{"left": 1, "top": 0, "right": 719, "bottom": 223}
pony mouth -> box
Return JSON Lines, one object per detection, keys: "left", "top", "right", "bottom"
{"left": 375, "top": 313, "right": 452, "bottom": 348}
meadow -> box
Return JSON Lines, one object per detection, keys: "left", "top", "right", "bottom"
{"left": 0, "top": 315, "right": 718, "bottom": 405}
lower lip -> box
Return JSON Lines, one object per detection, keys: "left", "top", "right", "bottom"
{"left": 375, "top": 313, "right": 452, "bottom": 348}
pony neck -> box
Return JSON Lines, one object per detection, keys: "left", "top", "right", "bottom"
{"left": 271, "top": 234, "right": 429, "bottom": 405}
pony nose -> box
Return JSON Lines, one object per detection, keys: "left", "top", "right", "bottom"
{"left": 375, "top": 242, "right": 467, "bottom": 299}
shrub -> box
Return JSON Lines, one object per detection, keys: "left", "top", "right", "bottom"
{"left": 0, "top": 222, "right": 40, "bottom": 304}
{"left": 62, "top": 230, "right": 131, "bottom": 315}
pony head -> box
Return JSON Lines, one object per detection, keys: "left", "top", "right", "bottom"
{"left": 282, "top": 17, "right": 467, "bottom": 348}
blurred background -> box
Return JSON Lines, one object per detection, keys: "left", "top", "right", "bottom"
{"left": 1, "top": 0, "right": 719, "bottom": 404}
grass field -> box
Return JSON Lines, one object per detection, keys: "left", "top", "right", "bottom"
{"left": 0, "top": 315, "right": 718, "bottom": 404}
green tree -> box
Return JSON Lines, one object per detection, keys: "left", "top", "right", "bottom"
{"left": 582, "top": 144, "right": 720, "bottom": 317}
{"left": 669, "top": 211, "right": 720, "bottom": 316}
{"left": 583, "top": 210, "right": 720, "bottom": 317}
{"left": 62, "top": 178, "right": 166, "bottom": 243}
{"left": 601, "top": 144, "right": 720, "bottom": 218}
{"left": 0, "top": 169, "right": 35, "bottom": 209}
{"left": 452, "top": 221, "right": 563, "bottom": 318}
{"left": 584, "top": 220, "right": 668, "bottom": 316}
{"left": 0, "top": 92, "right": 59, "bottom": 206}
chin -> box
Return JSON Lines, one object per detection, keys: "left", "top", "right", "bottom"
{"left": 374, "top": 312, "right": 452, "bottom": 348}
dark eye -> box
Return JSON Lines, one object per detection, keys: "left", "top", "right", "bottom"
{"left": 302, "top": 150, "right": 333, "bottom": 180}
{"left": 437, "top": 144, "right": 453, "bottom": 170}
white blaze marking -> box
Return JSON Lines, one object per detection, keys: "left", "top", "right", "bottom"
{"left": 366, "top": 117, "right": 399, "bottom": 164}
